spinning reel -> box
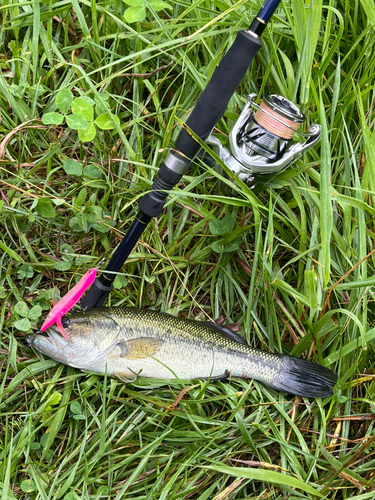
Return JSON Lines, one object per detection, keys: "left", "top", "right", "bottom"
{"left": 207, "top": 93, "right": 321, "bottom": 185}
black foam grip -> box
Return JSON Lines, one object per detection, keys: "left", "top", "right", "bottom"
{"left": 138, "top": 163, "right": 183, "bottom": 217}
{"left": 175, "top": 30, "right": 262, "bottom": 158}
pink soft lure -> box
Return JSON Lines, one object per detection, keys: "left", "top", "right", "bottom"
{"left": 40, "top": 268, "right": 97, "bottom": 340}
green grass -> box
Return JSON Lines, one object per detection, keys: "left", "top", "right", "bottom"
{"left": 1, "top": 0, "right": 375, "bottom": 498}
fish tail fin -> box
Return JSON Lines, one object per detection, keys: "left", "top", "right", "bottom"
{"left": 274, "top": 356, "right": 337, "bottom": 398}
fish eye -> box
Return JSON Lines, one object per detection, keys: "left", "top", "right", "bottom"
{"left": 61, "top": 317, "right": 70, "bottom": 328}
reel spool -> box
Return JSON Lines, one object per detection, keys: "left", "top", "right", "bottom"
{"left": 207, "top": 93, "right": 321, "bottom": 185}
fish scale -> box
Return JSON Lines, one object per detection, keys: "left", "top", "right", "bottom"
{"left": 29, "top": 307, "right": 338, "bottom": 398}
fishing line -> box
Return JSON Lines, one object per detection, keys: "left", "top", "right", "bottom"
{"left": 254, "top": 99, "right": 302, "bottom": 140}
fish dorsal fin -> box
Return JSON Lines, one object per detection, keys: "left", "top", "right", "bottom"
{"left": 115, "top": 371, "right": 138, "bottom": 383}
{"left": 118, "top": 337, "right": 163, "bottom": 359}
{"left": 202, "top": 322, "right": 247, "bottom": 345}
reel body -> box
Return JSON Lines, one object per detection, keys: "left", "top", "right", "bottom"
{"left": 207, "top": 93, "right": 321, "bottom": 185}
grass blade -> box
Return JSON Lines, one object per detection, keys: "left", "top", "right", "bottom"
{"left": 204, "top": 464, "right": 324, "bottom": 498}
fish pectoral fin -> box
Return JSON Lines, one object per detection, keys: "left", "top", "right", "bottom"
{"left": 117, "top": 337, "right": 163, "bottom": 359}
{"left": 115, "top": 371, "right": 138, "bottom": 383}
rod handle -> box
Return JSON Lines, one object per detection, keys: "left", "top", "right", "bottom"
{"left": 175, "top": 30, "right": 262, "bottom": 159}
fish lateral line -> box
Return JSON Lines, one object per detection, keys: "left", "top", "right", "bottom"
{"left": 40, "top": 268, "right": 97, "bottom": 340}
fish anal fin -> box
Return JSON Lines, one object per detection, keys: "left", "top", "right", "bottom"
{"left": 202, "top": 370, "right": 230, "bottom": 381}
{"left": 115, "top": 371, "right": 137, "bottom": 383}
{"left": 118, "top": 337, "right": 163, "bottom": 359}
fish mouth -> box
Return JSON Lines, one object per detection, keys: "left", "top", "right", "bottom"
{"left": 45, "top": 325, "right": 70, "bottom": 349}
{"left": 25, "top": 334, "right": 34, "bottom": 346}
{"left": 28, "top": 326, "right": 70, "bottom": 352}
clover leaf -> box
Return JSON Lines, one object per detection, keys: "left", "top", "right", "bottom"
{"left": 42, "top": 89, "right": 121, "bottom": 143}
{"left": 13, "top": 300, "right": 43, "bottom": 332}
{"left": 71, "top": 97, "right": 96, "bottom": 141}
{"left": 94, "top": 113, "right": 120, "bottom": 130}
{"left": 42, "top": 89, "right": 73, "bottom": 125}
{"left": 71, "top": 97, "right": 94, "bottom": 121}
{"left": 20, "top": 480, "right": 36, "bottom": 493}
{"left": 209, "top": 215, "right": 235, "bottom": 236}
{"left": 63, "top": 159, "right": 83, "bottom": 176}
{"left": 56, "top": 89, "right": 73, "bottom": 114}
{"left": 123, "top": 0, "right": 172, "bottom": 23}
{"left": 208, "top": 215, "right": 240, "bottom": 253}
{"left": 42, "top": 112, "right": 64, "bottom": 125}
{"left": 34, "top": 198, "right": 56, "bottom": 218}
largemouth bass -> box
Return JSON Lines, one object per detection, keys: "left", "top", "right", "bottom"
{"left": 29, "top": 307, "right": 337, "bottom": 397}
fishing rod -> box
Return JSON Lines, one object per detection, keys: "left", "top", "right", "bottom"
{"left": 79, "top": 0, "right": 320, "bottom": 310}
